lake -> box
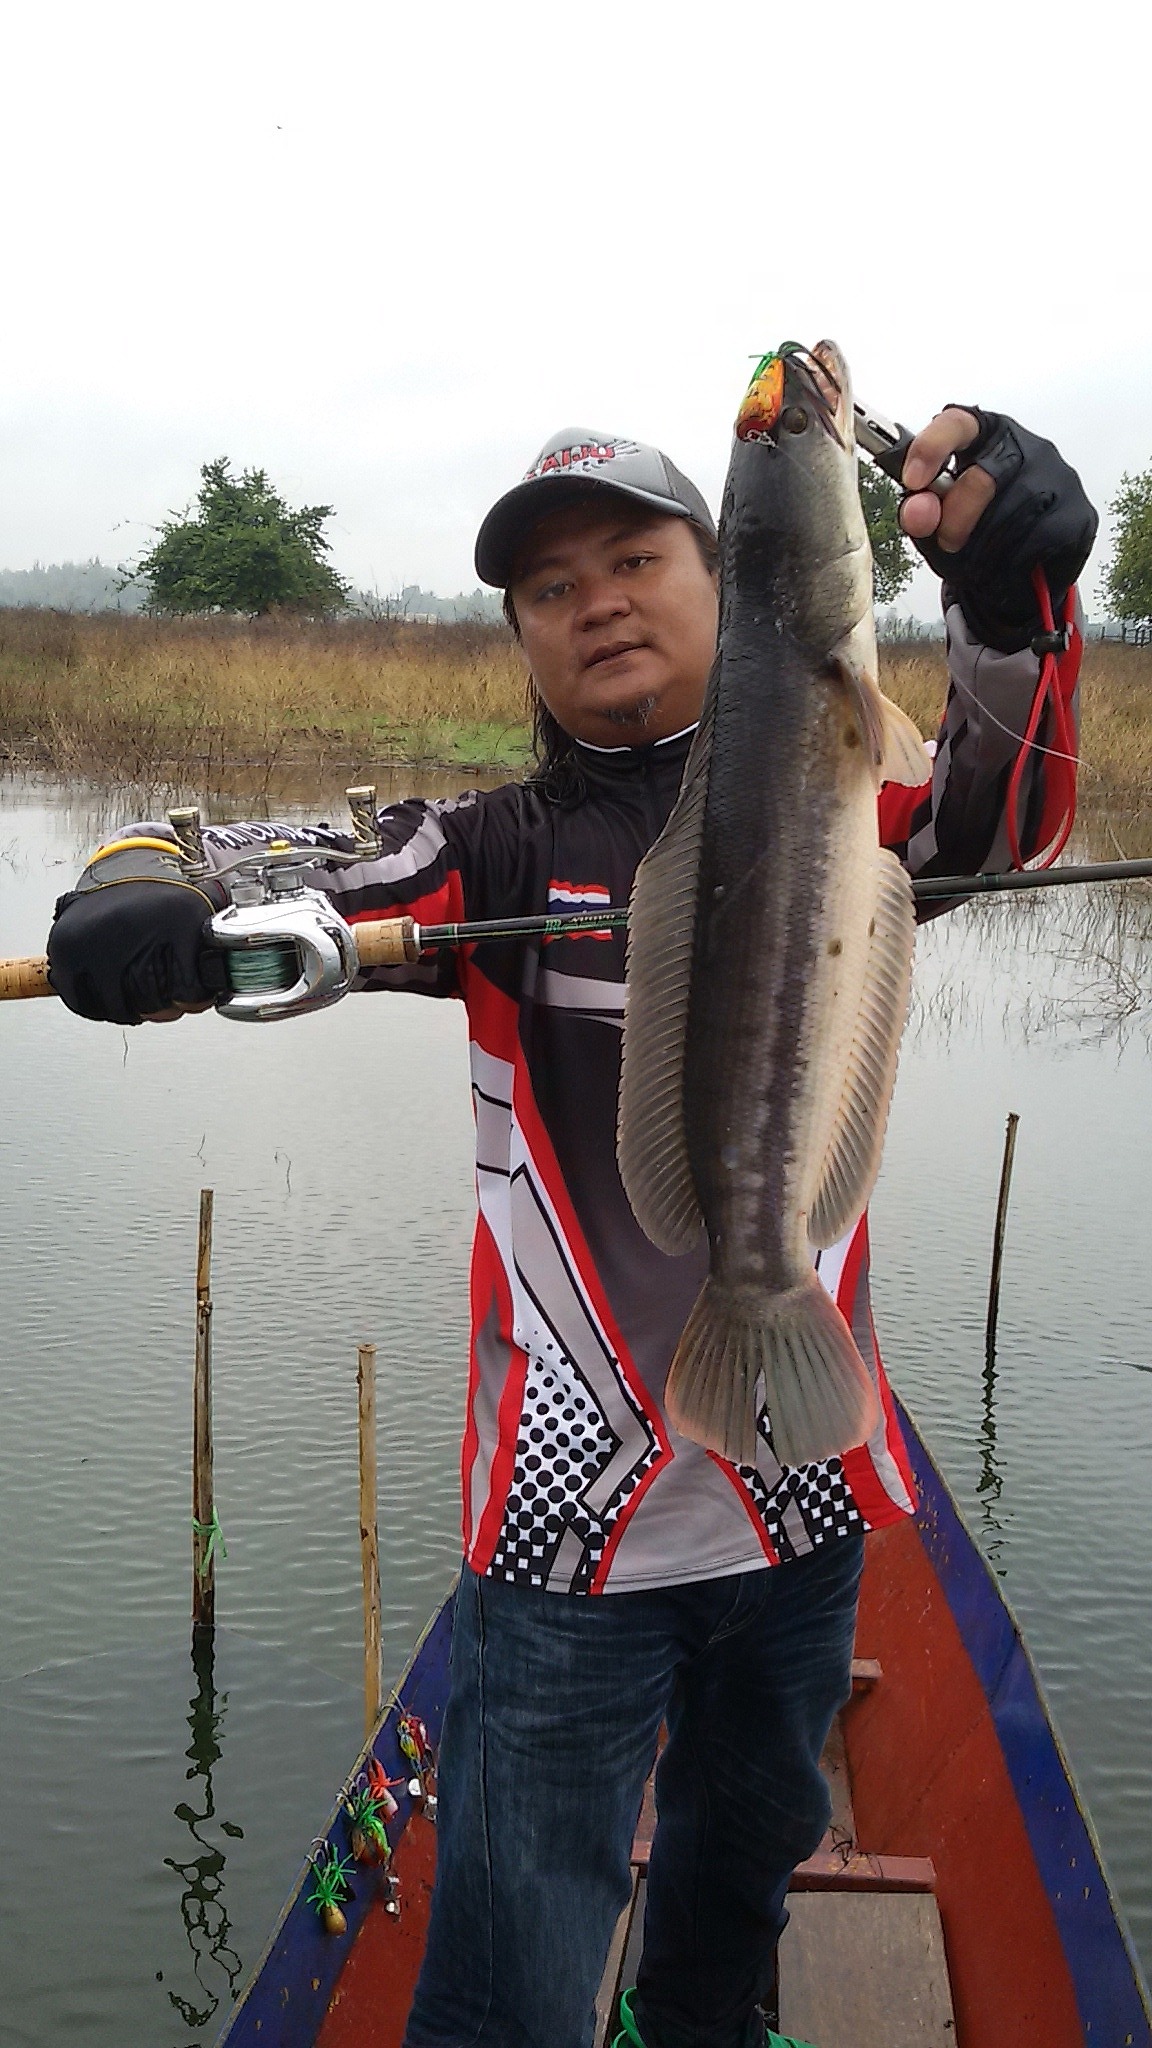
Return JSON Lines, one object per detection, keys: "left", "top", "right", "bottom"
{"left": 1, "top": 773, "right": 1150, "bottom": 2044}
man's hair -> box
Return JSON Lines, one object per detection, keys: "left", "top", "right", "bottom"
{"left": 504, "top": 518, "right": 719, "bottom": 806}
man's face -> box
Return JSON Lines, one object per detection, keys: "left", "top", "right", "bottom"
{"left": 508, "top": 502, "right": 719, "bottom": 747}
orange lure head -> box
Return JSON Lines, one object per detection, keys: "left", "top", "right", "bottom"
{"left": 735, "top": 340, "right": 851, "bottom": 449}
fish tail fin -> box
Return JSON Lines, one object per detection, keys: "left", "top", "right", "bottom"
{"left": 666, "top": 1276, "right": 880, "bottom": 1469}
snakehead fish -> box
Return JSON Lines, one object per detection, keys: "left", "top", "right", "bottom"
{"left": 617, "top": 340, "right": 929, "bottom": 1468}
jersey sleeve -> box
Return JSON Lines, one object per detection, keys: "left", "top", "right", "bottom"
{"left": 200, "top": 782, "right": 530, "bottom": 997}
{"left": 878, "top": 594, "right": 1083, "bottom": 908}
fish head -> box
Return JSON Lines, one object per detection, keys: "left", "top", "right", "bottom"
{"left": 724, "top": 339, "right": 873, "bottom": 654}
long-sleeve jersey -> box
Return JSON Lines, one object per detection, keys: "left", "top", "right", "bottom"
{"left": 200, "top": 602, "right": 1080, "bottom": 1594}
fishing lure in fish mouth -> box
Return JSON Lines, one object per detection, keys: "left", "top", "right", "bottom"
{"left": 736, "top": 340, "right": 848, "bottom": 448}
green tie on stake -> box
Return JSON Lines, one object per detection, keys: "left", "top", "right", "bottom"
{"left": 192, "top": 1506, "right": 227, "bottom": 1581}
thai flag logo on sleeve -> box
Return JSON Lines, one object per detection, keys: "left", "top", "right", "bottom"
{"left": 546, "top": 879, "right": 613, "bottom": 941}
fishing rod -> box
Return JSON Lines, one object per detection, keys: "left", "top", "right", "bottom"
{"left": 1, "top": 780, "right": 1149, "bottom": 1019}
{"left": 349, "top": 858, "right": 1152, "bottom": 946}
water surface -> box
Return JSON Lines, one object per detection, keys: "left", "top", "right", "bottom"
{"left": 1, "top": 775, "right": 1150, "bottom": 2042}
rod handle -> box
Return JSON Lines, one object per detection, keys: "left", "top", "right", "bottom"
{"left": 353, "top": 916, "right": 420, "bottom": 968}
{"left": 0, "top": 955, "right": 55, "bottom": 1000}
{"left": 0, "top": 920, "right": 420, "bottom": 1004}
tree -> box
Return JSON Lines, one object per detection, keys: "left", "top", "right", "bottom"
{"left": 1102, "top": 463, "right": 1152, "bottom": 630}
{"left": 132, "top": 459, "right": 350, "bottom": 616}
{"left": 858, "top": 457, "right": 915, "bottom": 607}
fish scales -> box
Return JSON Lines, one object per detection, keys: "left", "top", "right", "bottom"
{"left": 618, "top": 340, "right": 928, "bottom": 1468}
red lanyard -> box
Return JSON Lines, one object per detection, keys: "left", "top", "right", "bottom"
{"left": 1005, "top": 568, "right": 1082, "bottom": 871}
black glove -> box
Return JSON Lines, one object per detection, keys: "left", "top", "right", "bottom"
{"left": 911, "top": 410, "right": 1098, "bottom": 654}
{"left": 47, "top": 835, "right": 231, "bottom": 1024}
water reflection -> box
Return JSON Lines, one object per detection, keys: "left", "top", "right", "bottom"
{"left": 161, "top": 1631, "right": 244, "bottom": 2039}
{"left": 909, "top": 873, "right": 1152, "bottom": 1052}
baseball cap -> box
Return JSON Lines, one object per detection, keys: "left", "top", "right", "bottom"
{"left": 474, "top": 427, "right": 716, "bottom": 588}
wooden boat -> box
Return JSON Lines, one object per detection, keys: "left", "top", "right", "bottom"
{"left": 216, "top": 1398, "right": 1152, "bottom": 2048}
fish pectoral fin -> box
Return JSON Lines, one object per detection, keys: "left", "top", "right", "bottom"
{"left": 829, "top": 638, "right": 931, "bottom": 788}
{"left": 879, "top": 692, "right": 932, "bottom": 787}
{"left": 666, "top": 1275, "right": 880, "bottom": 1467}
{"left": 616, "top": 681, "right": 713, "bottom": 1255}
{"left": 830, "top": 639, "right": 888, "bottom": 771}
{"left": 809, "top": 849, "right": 916, "bottom": 1249}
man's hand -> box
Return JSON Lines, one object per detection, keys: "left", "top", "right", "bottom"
{"left": 48, "top": 836, "right": 230, "bottom": 1024}
{"left": 891, "top": 406, "right": 1098, "bottom": 653}
{"left": 897, "top": 407, "right": 992, "bottom": 551}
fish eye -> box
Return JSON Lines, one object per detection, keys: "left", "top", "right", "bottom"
{"left": 781, "top": 407, "right": 809, "bottom": 435}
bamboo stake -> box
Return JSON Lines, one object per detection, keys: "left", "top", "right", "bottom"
{"left": 985, "top": 1114, "right": 1020, "bottom": 1364}
{"left": 192, "top": 1190, "right": 216, "bottom": 1632}
{"left": 357, "top": 1342, "right": 383, "bottom": 1740}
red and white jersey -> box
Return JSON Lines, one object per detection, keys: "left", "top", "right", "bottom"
{"left": 200, "top": 603, "right": 1078, "bottom": 1593}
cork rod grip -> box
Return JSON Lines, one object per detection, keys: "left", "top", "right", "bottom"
{"left": 0, "top": 956, "right": 56, "bottom": 1000}
{"left": 353, "top": 916, "right": 420, "bottom": 969}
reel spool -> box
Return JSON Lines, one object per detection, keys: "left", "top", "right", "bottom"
{"left": 172, "top": 787, "right": 386, "bottom": 1023}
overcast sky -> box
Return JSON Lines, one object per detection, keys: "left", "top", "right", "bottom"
{"left": 3, "top": 0, "right": 1149, "bottom": 613}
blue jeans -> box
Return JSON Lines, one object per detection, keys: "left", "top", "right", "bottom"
{"left": 404, "top": 1535, "right": 864, "bottom": 2048}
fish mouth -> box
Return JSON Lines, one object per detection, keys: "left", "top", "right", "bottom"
{"left": 735, "top": 339, "right": 852, "bottom": 450}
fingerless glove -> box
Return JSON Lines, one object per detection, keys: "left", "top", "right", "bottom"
{"left": 47, "top": 833, "right": 230, "bottom": 1024}
{"left": 912, "top": 410, "right": 1097, "bottom": 653}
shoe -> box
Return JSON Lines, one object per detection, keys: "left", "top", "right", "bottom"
{"left": 612, "top": 1987, "right": 815, "bottom": 2048}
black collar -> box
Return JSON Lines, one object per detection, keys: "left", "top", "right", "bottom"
{"left": 571, "top": 725, "right": 695, "bottom": 790}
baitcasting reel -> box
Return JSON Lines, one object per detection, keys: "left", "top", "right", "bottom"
{"left": 170, "top": 786, "right": 412, "bottom": 1023}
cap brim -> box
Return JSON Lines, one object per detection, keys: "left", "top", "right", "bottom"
{"left": 474, "top": 475, "right": 696, "bottom": 589}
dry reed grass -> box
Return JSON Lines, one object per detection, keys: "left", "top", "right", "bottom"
{"left": 0, "top": 609, "right": 532, "bottom": 796}
{"left": 0, "top": 612, "right": 1148, "bottom": 831}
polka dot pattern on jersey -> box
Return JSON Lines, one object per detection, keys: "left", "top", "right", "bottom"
{"left": 730, "top": 1412, "right": 864, "bottom": 1563}
{"left": 488, "top": 1352, "right": 660, "bottom": 1592}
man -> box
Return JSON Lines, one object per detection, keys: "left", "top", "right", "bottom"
{"left": 48, "top": 395, "right": 1096, "bottom": 2048}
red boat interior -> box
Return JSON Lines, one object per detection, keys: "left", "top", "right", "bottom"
{"left": 309, "top": 1515, "right": 1091, "bottom": 2048}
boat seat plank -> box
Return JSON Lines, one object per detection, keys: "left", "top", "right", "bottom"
{"left": 789, "top": 1848, "right": 936, "bottom": 1891}
{"left": 632, "top": 1720, "right": 857, "bottom": 1871}
{"left": 595, "top": 1872, "right": 641, "bottom": 2046}
{"left": 777, "top": 1893, "right": 956, "bottom": 2048}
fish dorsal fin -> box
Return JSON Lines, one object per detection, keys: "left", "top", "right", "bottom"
{"left": 808, "top": 847, "right": 916, "bottom": 1249}
{"left": 832, "top": 630, "right": 931, "bottom": 788}
{"left": 616, "top": 687, "right": 714, "bottom": 1254}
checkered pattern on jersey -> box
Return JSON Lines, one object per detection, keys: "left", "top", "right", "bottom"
{"left": 734, "top": 1413, "right": 864, "bottom": 1563}
{"left": 489, "top": 1353, "right": 661, "bottom": 1593}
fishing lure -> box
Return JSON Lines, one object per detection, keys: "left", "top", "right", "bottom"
{"left": 344, "top": 1784, "right": 392, "bottom": 1866}
{"left": 397, "top": 1712, "right": 438, "bottom": 1814}
{"left": 365, "top": 1755, "right": 401, "bottom": 1821}
{"left": 307, "top": 1840, "right": 355, "bottom": 1936}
